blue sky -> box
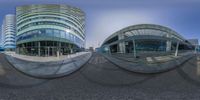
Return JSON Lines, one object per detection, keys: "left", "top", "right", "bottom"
{"left": 0, "top": 0, "right": 200, "bottom": 48}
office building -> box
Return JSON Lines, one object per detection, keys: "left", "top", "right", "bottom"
{"left": 101, "top": 24, "right": 195, "bottom": 55}
{"left": 2, "top": 14, "right": 16, "bottom": 51}
{"left": 16, "top": 4, "right": 85, "bottom": 56}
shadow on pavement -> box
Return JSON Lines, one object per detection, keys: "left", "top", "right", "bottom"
{"left": 5, "top": 52, "right": 92, "bottom": 79}
{"left": 176, "top": 54, "right": 200, "bottom": 87}
{"left": 80, "top": 53, "right": 158, "bottom": 87}
{"left": 0, "top": 54, "right": 49, "bottom": 89}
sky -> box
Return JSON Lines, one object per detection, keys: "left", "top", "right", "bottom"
{"left": 0, "top": 0, "right": 200, "bottom": 48}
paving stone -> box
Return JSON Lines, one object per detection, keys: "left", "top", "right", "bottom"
{"left": 0, "top": 53, "right": 200, "bottom": 100}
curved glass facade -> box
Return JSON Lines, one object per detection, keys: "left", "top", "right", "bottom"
{"left": 16, "top": 4, "right": 85, "bottom": 56}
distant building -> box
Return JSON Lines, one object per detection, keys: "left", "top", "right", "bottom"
{"left": 95, "top": 47, "right": 100, "bottom": 52}
{"left": 0, "top": 26, "right": 2, "bottom": 47}
{"left": 188, "top": 39, "right": 199, "bottom": 52}
{"left": 197, "top": 45, "right": 200, "bottom": 52}
{"left": 89, "top": 47, "right": 94, "bottom": 52}
{"left": 0, "top": 26, "right": 4, "bottom": 51}
{"left": 188, "top": 39, "right": 199, "bottom": 45}
{"left": 2, "top": 14, "right": 16, "bottom": 51}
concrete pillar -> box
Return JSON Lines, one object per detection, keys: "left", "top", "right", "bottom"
{"left": 59, "top": 42, "right": 61, "bottom": 56}
{"left": 69, "top": 44, "right": 73, "bottom": 54}
{"left": 57, "top": 42, "right": 61, "bottom": 57}
{"left": 22, "top": 44, "right": 25, "bottom": 54}
{"left": 108, "top": 46, "right": 111, "bottom": 54}
{"left": 38, "top": 42, "right": 40, "bottom": 56}
{"left": 166, "top": 41, "right": 172, "bottom": 52}
{"left": 166, "top": 34, "right": 171, "bottom": 52}
{"left": 175, "top": 42, "right": 179, "bottom": 57}
{"left": 195, "top": 45, "right": 197, "bottom": 53}
{"left": 47, "top": 47, "right": 50, "bottom": 56}
{"left": 118, "top": 33, "right": 125, "bottom": 53}
{"left": 57, "top": 51, "right": 59, "bottom": 57}
{"left": 70, "top": 49, "right": 73, "bottom": 54}
{"left": 133, "top": 40, "right": 136, "bottom": 58}
{"left": 44, "top": 48, "right": 47, "bottom": 56}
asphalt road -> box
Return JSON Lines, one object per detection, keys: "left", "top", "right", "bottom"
{"left": 0, "top": 53, "right": 200, "bottom": 100}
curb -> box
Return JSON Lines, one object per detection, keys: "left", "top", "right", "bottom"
{"left": 5, "top": 52, "right": 92, "bottom": 79}
{"left": 101, "top": 53, "right": 195, "bottom": 74}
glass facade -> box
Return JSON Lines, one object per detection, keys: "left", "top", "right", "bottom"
{"left": 16, "top": 4, "right": 85, "bottom": 56}
{"left": 101, "top": 24, "right": 195, "bottom": 54}
{"left": 16, "top": 29, "right": 84, "bottom": 48}
{"left": 17, "top": 41, "right": 79, "bottom": 56}
{"left": 2, "top": 14, "right": 16, "bottom": 51}
{"left": 135, "top": 39, "right": 166, "bottom": 51}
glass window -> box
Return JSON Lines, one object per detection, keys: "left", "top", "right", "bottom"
{"left": 65, "top": 32, "right": 69, "bottom": 40}
{"left": 70, "top": 34, "right": 74, "bottom": 42}
{"left": 54, "top": 30, "right": 60, "bottom": 38}
{"left": 37, "top": 30, "right": 42, "bottom": 36}
{"left": 46, "top": 29, "right": 53, "bottom": 37}
{"left": 60, "top": 31, "right": 65, "bottom": 38}
{"left": 73, "top": 35, "right": 76, "bottom": 42}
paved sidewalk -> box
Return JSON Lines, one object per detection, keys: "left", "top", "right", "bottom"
{"left": 110, "top": 52, "right": 194, "bottom": 63}
{"left": 1, "top": 53, "right": 200, "bottom": 100}
{"left": 5, "top": 51, "right": 89, "bottom": 62}
{"left": 102, "top": 52, "right": 196, "bottom": 73}
{"left": 5, "top": 52, "right": 92, "bottom": 78}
